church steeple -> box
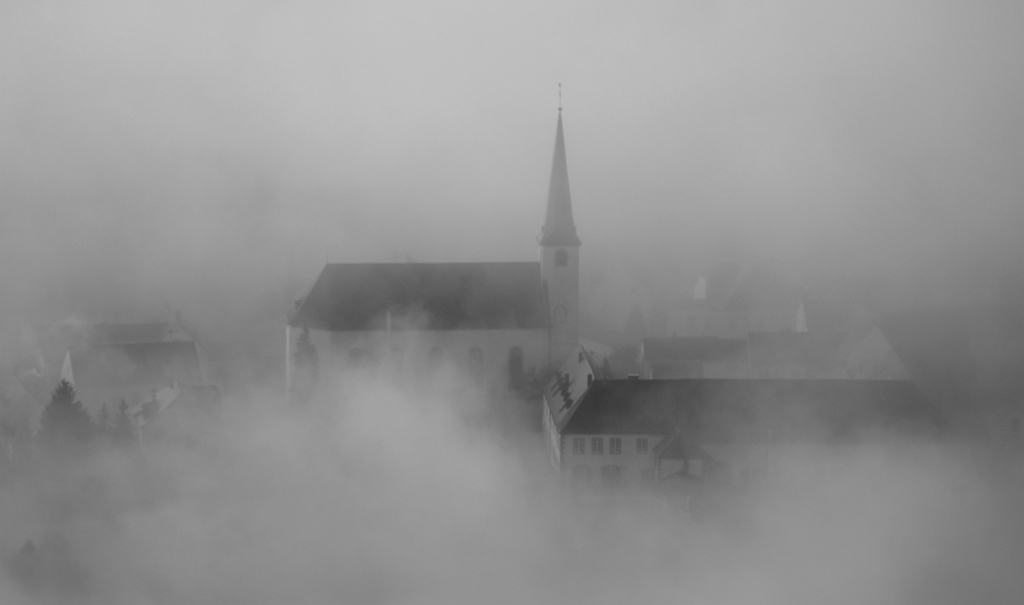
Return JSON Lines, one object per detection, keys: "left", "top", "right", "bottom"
{"left": 539, "top": 105, "right": 581, "bottom": 368}
{"left": 539, "top": 110, "right": 581, "bottom": 247}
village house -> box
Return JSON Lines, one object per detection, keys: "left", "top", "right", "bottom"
{"left": 637, "top": 326, "right": 909, "bottom": 380}
{"left": 61, "top": 320, "right": 211, "bottom": 416}
{"left": 543, "top": 349, "right": 943, "bottom": 493}
{"left": 38, "top": 318, "right": 223, "bottom": 436}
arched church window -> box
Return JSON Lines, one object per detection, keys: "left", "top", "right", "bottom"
{"left": 555, "top": 248, "right": 568, "bottom": 266}
{"left": 553, "top": 306, "right": 567, "bottom": 323}
{"left": 468, "top": 347, "right": 484, "bottom": 374}
{"left": 507, "top": 346, "right": 524, "bottom": 390}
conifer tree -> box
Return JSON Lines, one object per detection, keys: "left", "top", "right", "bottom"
{"left": 294, "top": 326, "right": 319, "bottom": 382}
{"left": 293, "top": 326, "right": 319, "bottom": 400}
{"left": 109, "top": 399, "right": 137, "bottom": 448}
{"left": 39, "top": 380, "right": 94, "bottom": 445}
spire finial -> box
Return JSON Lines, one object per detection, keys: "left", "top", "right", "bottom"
{"left": 558, "top": 83, "right": 562, "bottom": 112}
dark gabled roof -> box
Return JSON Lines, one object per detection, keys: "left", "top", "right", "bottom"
{"left": 543, "top": 347, "right": 597, "bottom": 431}
{"left": 746, "top": 331, "right": 848, "bottom": 367}
{"left": 562, "top": 380, "right": 694, "bottom": 435}
{"left": 641, "top": 332, "right": 850, "bottom": 373}
{"left": 561, "top": 379, "right": 943, "bottom": 443}
{"left": 289, "top": 262, "right": 550, "bottom": 331}
{"left": 874, "top": 307, "right": 978, "bottom": 407}
{"left": 641, "top": 337, "right": 747, "bottom": 363}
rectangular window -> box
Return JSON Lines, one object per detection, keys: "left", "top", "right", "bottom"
{"left": 636, "top": 437, "right": 648, "bottom": 454}
{"left": 572, "top": 437, "right": 585, "bottom": 455}
{"left": 591, "top": 437, "right": 603, "bottom": 455}
{"left": 609, "top": 438, "right": 621, "bottom": 455}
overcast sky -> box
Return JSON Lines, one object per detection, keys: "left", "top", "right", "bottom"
{"left": 1, "top": 0, "right": 1022, "bottom": 328}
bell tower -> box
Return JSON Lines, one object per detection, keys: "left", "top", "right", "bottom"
{"left": 539, "top": 107, "right": 581, "bottom": 367}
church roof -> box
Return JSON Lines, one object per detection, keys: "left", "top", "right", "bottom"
{"left": 539, "top": 111, "right": 581, "bottom": 247}
{"left": 289, "top": 262, "right": 550, "bottom": 331}
{"left": 561, "top": 378, "right": 943, "bottom": 442}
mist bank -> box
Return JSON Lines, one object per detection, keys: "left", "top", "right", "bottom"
{"left": 2, "top": 1, "right": 1023, "bottom": 365}
{"left": 0, "top": 369, "right": 1021, "bottom": 604}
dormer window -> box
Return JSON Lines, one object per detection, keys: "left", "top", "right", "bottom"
{"left": 555, "top": 249, "right": 568, "bottom": 266}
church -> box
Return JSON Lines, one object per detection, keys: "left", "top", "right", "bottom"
{"left": 286, "top": 109, "right": 582, "bottom": 391}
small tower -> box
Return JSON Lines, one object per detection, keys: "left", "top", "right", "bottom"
{"left": 540, "top": 107, "right": 581, "bottom": 367}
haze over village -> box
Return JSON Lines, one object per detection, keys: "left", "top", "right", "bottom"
{"left": 1, "top": 1, "right": 1023, "bottom": 603}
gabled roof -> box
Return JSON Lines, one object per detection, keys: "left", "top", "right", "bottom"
{"left": 71, "top": 340, "right": 204, "bottom": 390}
{"left": 874, "top": 307, "right": 977, "bottom": 407}
{"left": 85, "top": 322, "right": 190, "bottom": 345}
{"left": 641, "top": 337, "right": 747, "bottom": 364}
{"left": 641, "top": 332, "right": 851, "bottom": 375}
{"left": 544, "top": 346, "right": 598, "bottom": 430}
{"left": 561, "top": 378, "right": 942, "bottom": 443}
{"left": 289, "top": 262, "right": 550, "bottom": 331}
{"left": 139, "top": 383, "right": 222, "bottom": 424}
{"left": 746, "top": 331, "right": 848, "bottom": 368}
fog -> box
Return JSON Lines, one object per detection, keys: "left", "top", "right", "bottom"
{"left": 2, "top": 0, "right": 1024, "bottom": 602}
{"left": 2, "top": 369, "right": 1023, "bottom": 604}
{"left": 3, "top": 1, "right": 1023, "bottom": 335}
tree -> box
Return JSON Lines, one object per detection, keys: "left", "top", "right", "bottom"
{"left": 109, "top": 399, "right": 137, "bottom": 448}
{"left": 294, "top": 326, "right": 319, "bottom": 380}
{"left": 38, "top": 380, "right": 94, "bottom": 446}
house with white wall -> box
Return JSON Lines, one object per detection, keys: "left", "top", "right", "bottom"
{"left": 543, "top": 351, "right": 943, "bottom": 493}
{"left": 63, "top": 320, "right": 209, "bottom": 417}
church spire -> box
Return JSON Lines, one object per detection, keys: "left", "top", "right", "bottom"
{"left": 539, "top": 108, "right": 581, "bottom": 247}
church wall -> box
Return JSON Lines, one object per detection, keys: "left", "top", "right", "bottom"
{"left": 314, "top": 327, "right": 549, "bottom": 387}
